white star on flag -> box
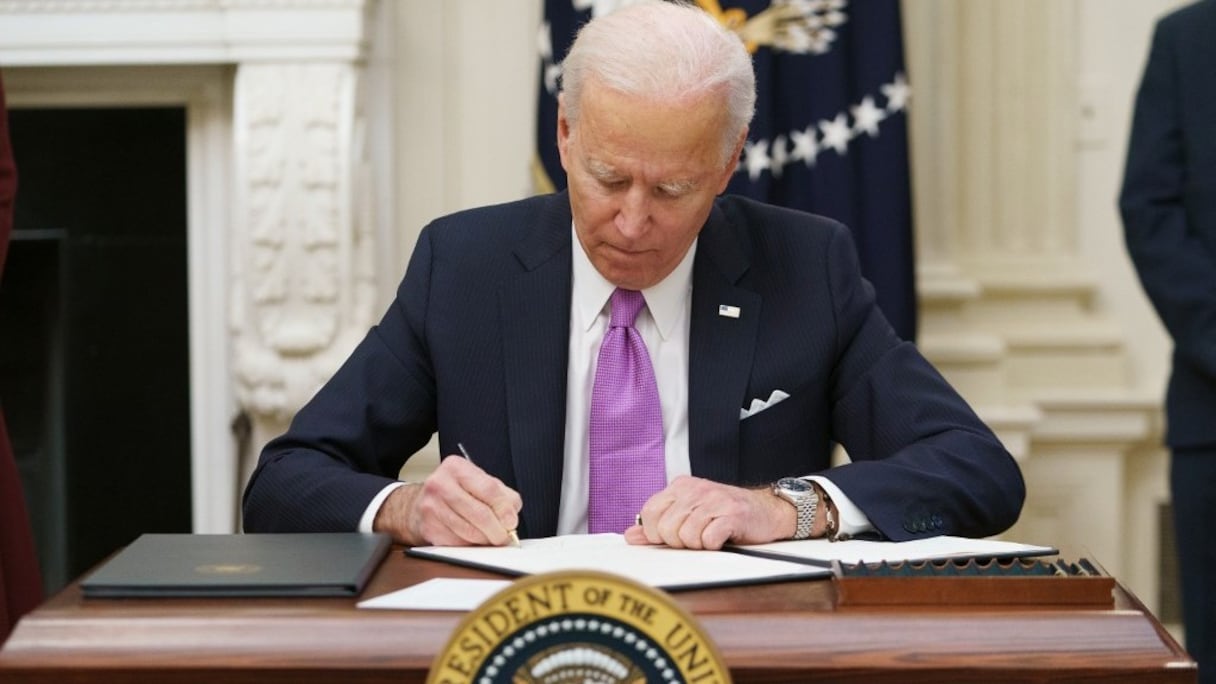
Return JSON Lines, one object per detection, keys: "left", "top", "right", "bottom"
{"left": 743, "top": 139, "right": 772, "bottom": 180}
{"left": 819, "top": 113, "right": 852, "bottom": 155}
{"left": 882, "top": 72, "right": 911, "bottom": 112}
{"left": 538, "top": 23, "right": 561, "bottom": 94}
{"left": 851, "top": 96, "right": 886, "bottom": 137}
{"left": 789, "top": 126, "right": 819, "bottom": 167}
{"left": 769, "top": 134, "right": 789, "bottom": 178}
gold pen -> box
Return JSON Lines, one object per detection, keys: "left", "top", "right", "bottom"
{"left": 457, "top": 442, "right": 521, "bottom": 547}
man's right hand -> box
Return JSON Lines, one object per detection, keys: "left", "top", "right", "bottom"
{"left": 373, "top": 455, "right": 522, "bottom": 547}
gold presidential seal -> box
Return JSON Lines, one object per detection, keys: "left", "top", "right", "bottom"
{"left": 427, "top": 570, "right": 731, "bottom": 684}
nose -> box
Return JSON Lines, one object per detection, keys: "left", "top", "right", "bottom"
{"left": 614, "top": 186, "right": 650, "bottom": 238}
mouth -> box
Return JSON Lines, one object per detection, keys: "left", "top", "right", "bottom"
{"left": 602, "top": 243, "right": 649, "bottom": 257}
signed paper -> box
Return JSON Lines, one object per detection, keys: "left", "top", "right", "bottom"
{"left": 407, "top": 533, "right": 830, "bottom": 591}
{"left": 357, "top": 578, "right": 512, "bottom": 611}
{"left": 731, "top": 535, "right": 1056, "bottom": 566}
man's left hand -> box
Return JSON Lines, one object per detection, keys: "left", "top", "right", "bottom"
{"left": 622, "top": 475, "right": 793, "bottom": 550}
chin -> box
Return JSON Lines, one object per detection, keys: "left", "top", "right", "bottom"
{"left": 594, "top": 261, "right": 649, "bottom": 290}
{"left": 609, "top": 264, "right": 656, "bottom": 288}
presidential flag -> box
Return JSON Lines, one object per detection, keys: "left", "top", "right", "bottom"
{"left": 536, "top": 0, "right": 916, "bottom": 341}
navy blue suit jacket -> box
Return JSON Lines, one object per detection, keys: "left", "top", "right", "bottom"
{"left": 243, "top": 192, "right": 1024, "bottom": 541}
{"left": 1120, "top": 0, "right": 1216, "bottom": 449}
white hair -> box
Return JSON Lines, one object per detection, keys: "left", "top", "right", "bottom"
{"left": 559, "top": 0, "right": 756, "bottom": 163}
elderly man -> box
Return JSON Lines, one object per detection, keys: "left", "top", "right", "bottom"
{"left": 243, "top": 0, "right": 1023, "bottom": 550}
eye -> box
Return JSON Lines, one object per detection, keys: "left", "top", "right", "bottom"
{"left": 655, "top": 183, "right": 692, "bottom": 199}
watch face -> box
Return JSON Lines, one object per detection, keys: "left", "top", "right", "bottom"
{"left": 777, "top": 477, "right": 812, "bottom": 493}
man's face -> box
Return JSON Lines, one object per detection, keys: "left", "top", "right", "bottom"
{"left": 557, "top": 83, "right": 743, "bottom": 290}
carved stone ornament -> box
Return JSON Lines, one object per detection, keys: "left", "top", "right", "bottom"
{"left": 232, "top": 61, "right": 377, "bottom": 422}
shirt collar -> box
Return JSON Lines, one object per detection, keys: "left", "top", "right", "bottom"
{"left": 571, "top": 223, "right": 696, "bottom": 341}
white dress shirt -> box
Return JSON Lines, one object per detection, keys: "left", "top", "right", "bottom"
{"left": 556, "top": 226, "right": 696, "bottom": 534}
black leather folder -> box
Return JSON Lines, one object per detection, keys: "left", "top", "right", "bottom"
{"left": 81, "top": 533, "right": 392, "bottom": 598}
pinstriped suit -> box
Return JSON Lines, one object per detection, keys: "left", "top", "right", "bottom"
{"left": 242, "top": 192, "right": 1024, "bottom": 542}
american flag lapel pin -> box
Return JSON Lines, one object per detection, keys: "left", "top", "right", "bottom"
{"left": 718, "top": 304, "right": 741, "bottom": 319}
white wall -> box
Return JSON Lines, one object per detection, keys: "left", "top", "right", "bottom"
{"left": 1076, "top": 0, "right": 1184, "bottom": 394}
{"left": 388, "top": 1, "right": 543, "bottom": 476}
{"left": 392, "top": 2, "right": 543, "bottom": 283}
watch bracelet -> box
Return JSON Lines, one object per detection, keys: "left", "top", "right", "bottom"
{"left": 795, "top": 490, "right": 817, "bottom": 539}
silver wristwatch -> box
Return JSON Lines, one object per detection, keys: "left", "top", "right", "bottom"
{"left": 771, "top": 477, "right": 818, "bottom": 540}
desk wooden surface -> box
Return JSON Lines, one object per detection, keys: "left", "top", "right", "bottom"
{"left": 0, "top": 547, "right": 1196, "bottom": 683}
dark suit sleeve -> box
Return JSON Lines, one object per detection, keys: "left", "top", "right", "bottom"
{"left": 819, "top": 226, "right": 1025, "bottom": 541}
{"left": 1119, "top": 16, "right": 1216, "bottom": 381}
{"left": 242, "top": 226, "right": 441, "bottom": 533}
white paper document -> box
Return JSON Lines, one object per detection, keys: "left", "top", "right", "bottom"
{"left": 357, "top": 578, "right": 512, "bottom": 611}
{"left": 407, "top": 533, "right": 831, "bottom": 591}
{"left": 730, "top": 535, "right": 1057, "bottom": 567}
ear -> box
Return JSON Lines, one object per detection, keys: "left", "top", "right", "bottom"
{"left": 556, "top": 93, "right": 572, "bottom": 173}
{"left": 715, "top": 127, "right": 747, "bottom": 194}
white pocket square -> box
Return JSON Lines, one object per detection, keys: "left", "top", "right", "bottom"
{"left": 739, "top": 389, "right": 790, "bottom": 420}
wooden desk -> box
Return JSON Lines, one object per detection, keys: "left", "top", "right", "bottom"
{"left": 0, "top": 548, "right": 1196, "bottom": 683}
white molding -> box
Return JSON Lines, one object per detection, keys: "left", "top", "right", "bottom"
{"left": 0, "top": 0, "right": 372, "bottom": 65}
{"left": 186, "top": 72, "right": 237, "bottom": 534}
{"left": 917, "top": 270, "right": 981, "bottom": 303}
{"left": 1003, "top": 325, "right": 1124, "bottom": 350}
{"left": 918, "top": 334, "right": 1006, "bottom": 363}
{"left": 1031, "top": 392, "right": 1163, "bottom": 445}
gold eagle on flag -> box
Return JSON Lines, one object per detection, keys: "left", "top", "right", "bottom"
{"left": 695, "top": 0, "right": 847, "bottom": 54}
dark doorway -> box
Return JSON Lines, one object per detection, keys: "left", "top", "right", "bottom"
{"left": 0, "top": 106, "right": 192, "bottom": 594}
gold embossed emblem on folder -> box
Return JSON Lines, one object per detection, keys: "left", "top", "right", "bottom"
{"left": 428, "top": 570, "right": 731, "bottom": 684}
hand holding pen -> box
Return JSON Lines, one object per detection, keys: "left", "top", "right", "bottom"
{"left": 371, "top": 442, "right": 522, "bottom": 546}
{"left": 458, "top": 443, "right": 522, "bottom": 547}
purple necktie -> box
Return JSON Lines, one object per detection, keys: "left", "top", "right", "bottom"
{"left": 588, "top": 288, "right": 667, "bottom": 534}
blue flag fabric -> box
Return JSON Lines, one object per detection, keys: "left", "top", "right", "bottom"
{"left": 537, "top": 0, "right": 916, "bottom": 341}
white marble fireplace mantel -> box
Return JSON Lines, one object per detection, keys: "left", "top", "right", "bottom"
{"left": 0, "top": 0, "right": 392, "bottom": 534}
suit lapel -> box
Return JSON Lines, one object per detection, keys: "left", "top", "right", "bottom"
{"left": 688, "top": 203, "right": 760, "bottom": 485}
{"left": 501, "top": 194, "right": 573, "bottom": 538}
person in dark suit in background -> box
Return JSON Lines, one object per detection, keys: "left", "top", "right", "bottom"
{"left": 0, "top": 72, "right": 45, "bottom": 643}
{"left": 1120, "top": 1, "right": 1216, "bottom": 680}
{"left": 243, "top": 0, "right": 1024, "bottom": 550}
